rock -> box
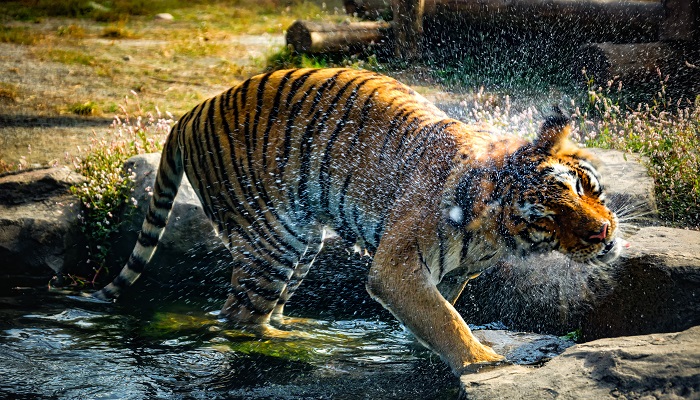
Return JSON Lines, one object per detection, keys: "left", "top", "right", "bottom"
{"left": 154, "top": 13, "right": 174, "bottom": 21}
{"left": 0, "top": 167, "right": 85, "bottom": 288}
{"left": 582, "top": 226, "right": 700, "bottom": 340}
{"left": 460, "top": 326, "right": 700, "bottom": 399}
{"left": 589, "top": 148, "right": 658, "bottom": 224}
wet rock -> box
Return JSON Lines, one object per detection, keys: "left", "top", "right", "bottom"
{"left": 582, "top": 226, "right": 700, "bottom": 340}
{"left": 589, "top": 148, "right": 657, "bottom": 222}
{"left": 0, "top": 167, "right": 85, "bottom": 288}
{"left": 460, "top": 326, "right": 700, "bottom": 399}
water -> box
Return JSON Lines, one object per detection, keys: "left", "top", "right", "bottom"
{"left": 0, "top": 288, "right": 459, "bottom": 399}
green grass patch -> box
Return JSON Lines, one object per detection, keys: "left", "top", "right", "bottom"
{"left": 0, "top": 82, "right": 20, "bottom": 102}
{"left": 265, "top": 45, "right": 381, "bottom": 72}
{"left": 68, "top": 101, "right": 99, "bottom": 115}
{"left": 45, "top": 48, "right": 96, "bottom": 66}
{"left": 0, "top": 26, "right": 43, "bottom": 45}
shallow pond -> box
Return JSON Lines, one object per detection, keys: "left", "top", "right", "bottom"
{"left": 0, "top": 287, "right": 461, "bottom": 399}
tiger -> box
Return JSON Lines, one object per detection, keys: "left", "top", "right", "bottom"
{"left": 94, "top": 68, "right": 623, "bottom": 376}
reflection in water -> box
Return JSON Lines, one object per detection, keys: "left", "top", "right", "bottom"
{"left": 0, "top": 289, "right": 458, "bottom": 399}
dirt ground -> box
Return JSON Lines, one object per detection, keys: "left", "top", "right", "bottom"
{"left": 0, "top": 12, "right": 292, "bottom": 167}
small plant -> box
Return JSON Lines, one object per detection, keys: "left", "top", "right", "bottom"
{"left": 69, "top": 101, "right": 99, "bottom": 115}
{"left": 101, "top": 24, "right": 136, "bottom": 39}
{"left": 70, "top": 93, "right": 173, "bottom": 285}
{"left": 0, "top": 26, "right": 42, "bottom": 45}
{"left": 266, "top": 45, "right": 381, "bottom": 72}
{"left": 576, "top": 71, "right": 700, "bottom": 228}
{"left": 57, "top": 24, "right": 86, "bottom": 38}
{"left": 0, "top": 82, "right": 19, "bottom": 102}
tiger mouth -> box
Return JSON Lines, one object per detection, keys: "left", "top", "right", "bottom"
{"left": 599, "top": 240, "right": 616, "bottom": 256}
{"left": 594, "top": 238, "right": 623, "bottom": 263}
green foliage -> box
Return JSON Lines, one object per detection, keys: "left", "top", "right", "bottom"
{"left": 69, "top": 101, "right": 99, "bottom": 115}
{"left": 578, "top": 73, "right": 700, "bottom": 228}
{"left": 0, "top": 26, "right": 43, "bottom": 45}
{"left": 70, "top": 95, "right": 173, "bottom": 284}
{"left": 266, "top": 45, "right": 381, "bottom": 72}
{"left": 561, "top": 329, "right": 581, "bottom": 342}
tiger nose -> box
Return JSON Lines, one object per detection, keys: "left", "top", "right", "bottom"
{"left": 587, "top": 222, "right": 609, "bottom": 243}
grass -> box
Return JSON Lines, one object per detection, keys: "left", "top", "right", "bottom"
{"left": 575, "top": 72, "right": 700, "bottom": 229}
{"left": 0, "top": 82, "right": 20, "bottom": 102}
{"left": 68, "top": 101, "right": 99, "bottom": 115}
{"left": 44, "top": 48, "right": 97, "bottom": 66}
{"left": 0, "top": 26, "right": 43, "bottom": 45}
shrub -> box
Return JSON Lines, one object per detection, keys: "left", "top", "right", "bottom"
{"left": 70, "top": 93, "right": 173, "bottom": 284}
{"left": 575, "top": 71, "right": 700, "bottom": 229}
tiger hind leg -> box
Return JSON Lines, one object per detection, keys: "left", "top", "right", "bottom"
{"left": 218, "top": 230, "right": 321, "bottom": 338}
{"left": 270, "top": 238, "right": 324, "bottom": 327}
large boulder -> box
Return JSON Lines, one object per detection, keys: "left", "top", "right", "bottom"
{"left": 460, "top": 326, "right": 700, "bottom": 399}
{"left": 0, "top": 167, "right": 85, "bottom": 288}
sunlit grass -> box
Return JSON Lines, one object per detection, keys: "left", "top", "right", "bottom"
{"left": 0, "top": 26, "right": 44, "bottom": 45}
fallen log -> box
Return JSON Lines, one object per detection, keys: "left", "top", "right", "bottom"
{"left": 285, "top": 20, "right": 391, "bottom": 54}
{"left": 347, "top": 0, "right": 662, "bottom": 20}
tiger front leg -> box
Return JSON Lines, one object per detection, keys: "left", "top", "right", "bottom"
{"left": 366, "top": 239, "right": 504, "bottom": 376}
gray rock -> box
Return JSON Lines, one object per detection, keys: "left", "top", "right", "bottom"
{"left": 589, "top": 148, "right": 658, "bottom": 225}
{"left": 154, "top": 13, "right": 174, "bottom": 21}
{"left": 456, "top": 226, "right": 700, "bottom": 340}
{"left": 460, "top": 326, "right": 700, "bottom": 399}
{"left": 0, "top": 167, "right": 85, "bottom": 287}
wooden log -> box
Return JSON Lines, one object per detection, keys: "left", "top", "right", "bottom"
{"left": 574, "top": 42, "right": 676, "bottom": 85}
{"left": 348, "top": 0, "right": 662, "bottom": 17}
{"left": 286, "top": 20, "right": 391, "bottom": 54}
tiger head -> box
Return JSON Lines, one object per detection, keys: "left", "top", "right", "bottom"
{"left": 500, "top": 113, "right": 623, "bottom": 264}
{"left": 446, "top": 112, "right": 623, "bottom": 265}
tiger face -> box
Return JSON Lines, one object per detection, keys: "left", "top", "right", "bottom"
{"left": 501, "top": 116, "right": 623, "bottom": 264}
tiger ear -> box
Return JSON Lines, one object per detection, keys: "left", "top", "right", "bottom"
{"left": 534, "top": 107, "right": 572, "bottom": 155}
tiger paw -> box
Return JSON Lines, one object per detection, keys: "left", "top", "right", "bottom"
{"left": 456, "top": 358, "right": 513, "bottom": 375}
{"left": 270, "top": 315, "right": 326, "bottom": 328}
{"left": 257, "top": 324, "right": 311, "bottom": 340}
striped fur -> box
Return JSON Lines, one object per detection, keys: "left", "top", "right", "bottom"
{"left": 94, "top": 68, "right": 622, "bottom": 375}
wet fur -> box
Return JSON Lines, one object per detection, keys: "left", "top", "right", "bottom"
{"left": 95, "top": 68, "right": 621, "bottom": 375}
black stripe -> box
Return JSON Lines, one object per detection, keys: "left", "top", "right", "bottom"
{"left": 126, "top": 252, "right": 148, "bottom": 273}
{"left": 261, "top": 69, "right": 295, "bottom": 171}
{"left": 137, "top": 230, "right": 159, "bottom": 247}
{"left": 296, "top": 73, "right": 343, "bottom": 221}
{"left": 113, "top": 273, "right": 131, "bottom": 289}
{"left": 230, "top": 287, "right": 270, "bottom": 316}
{"left": 238, "top": 277, "right": 282, "bottom": 301}
{"left": 251, "top": 71, "right": 273, "bottom": 152}
{"left": 145, "top": 209, "right": 167, "bottom": 228}
{"left": 319, "top": 76, "right": 376, "bottom": 211}
{"left": 438, "top": 225, "right": 447, "bottom": 278}
{"left": 219, "top": 82, "right": 304, "bottom": 258}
